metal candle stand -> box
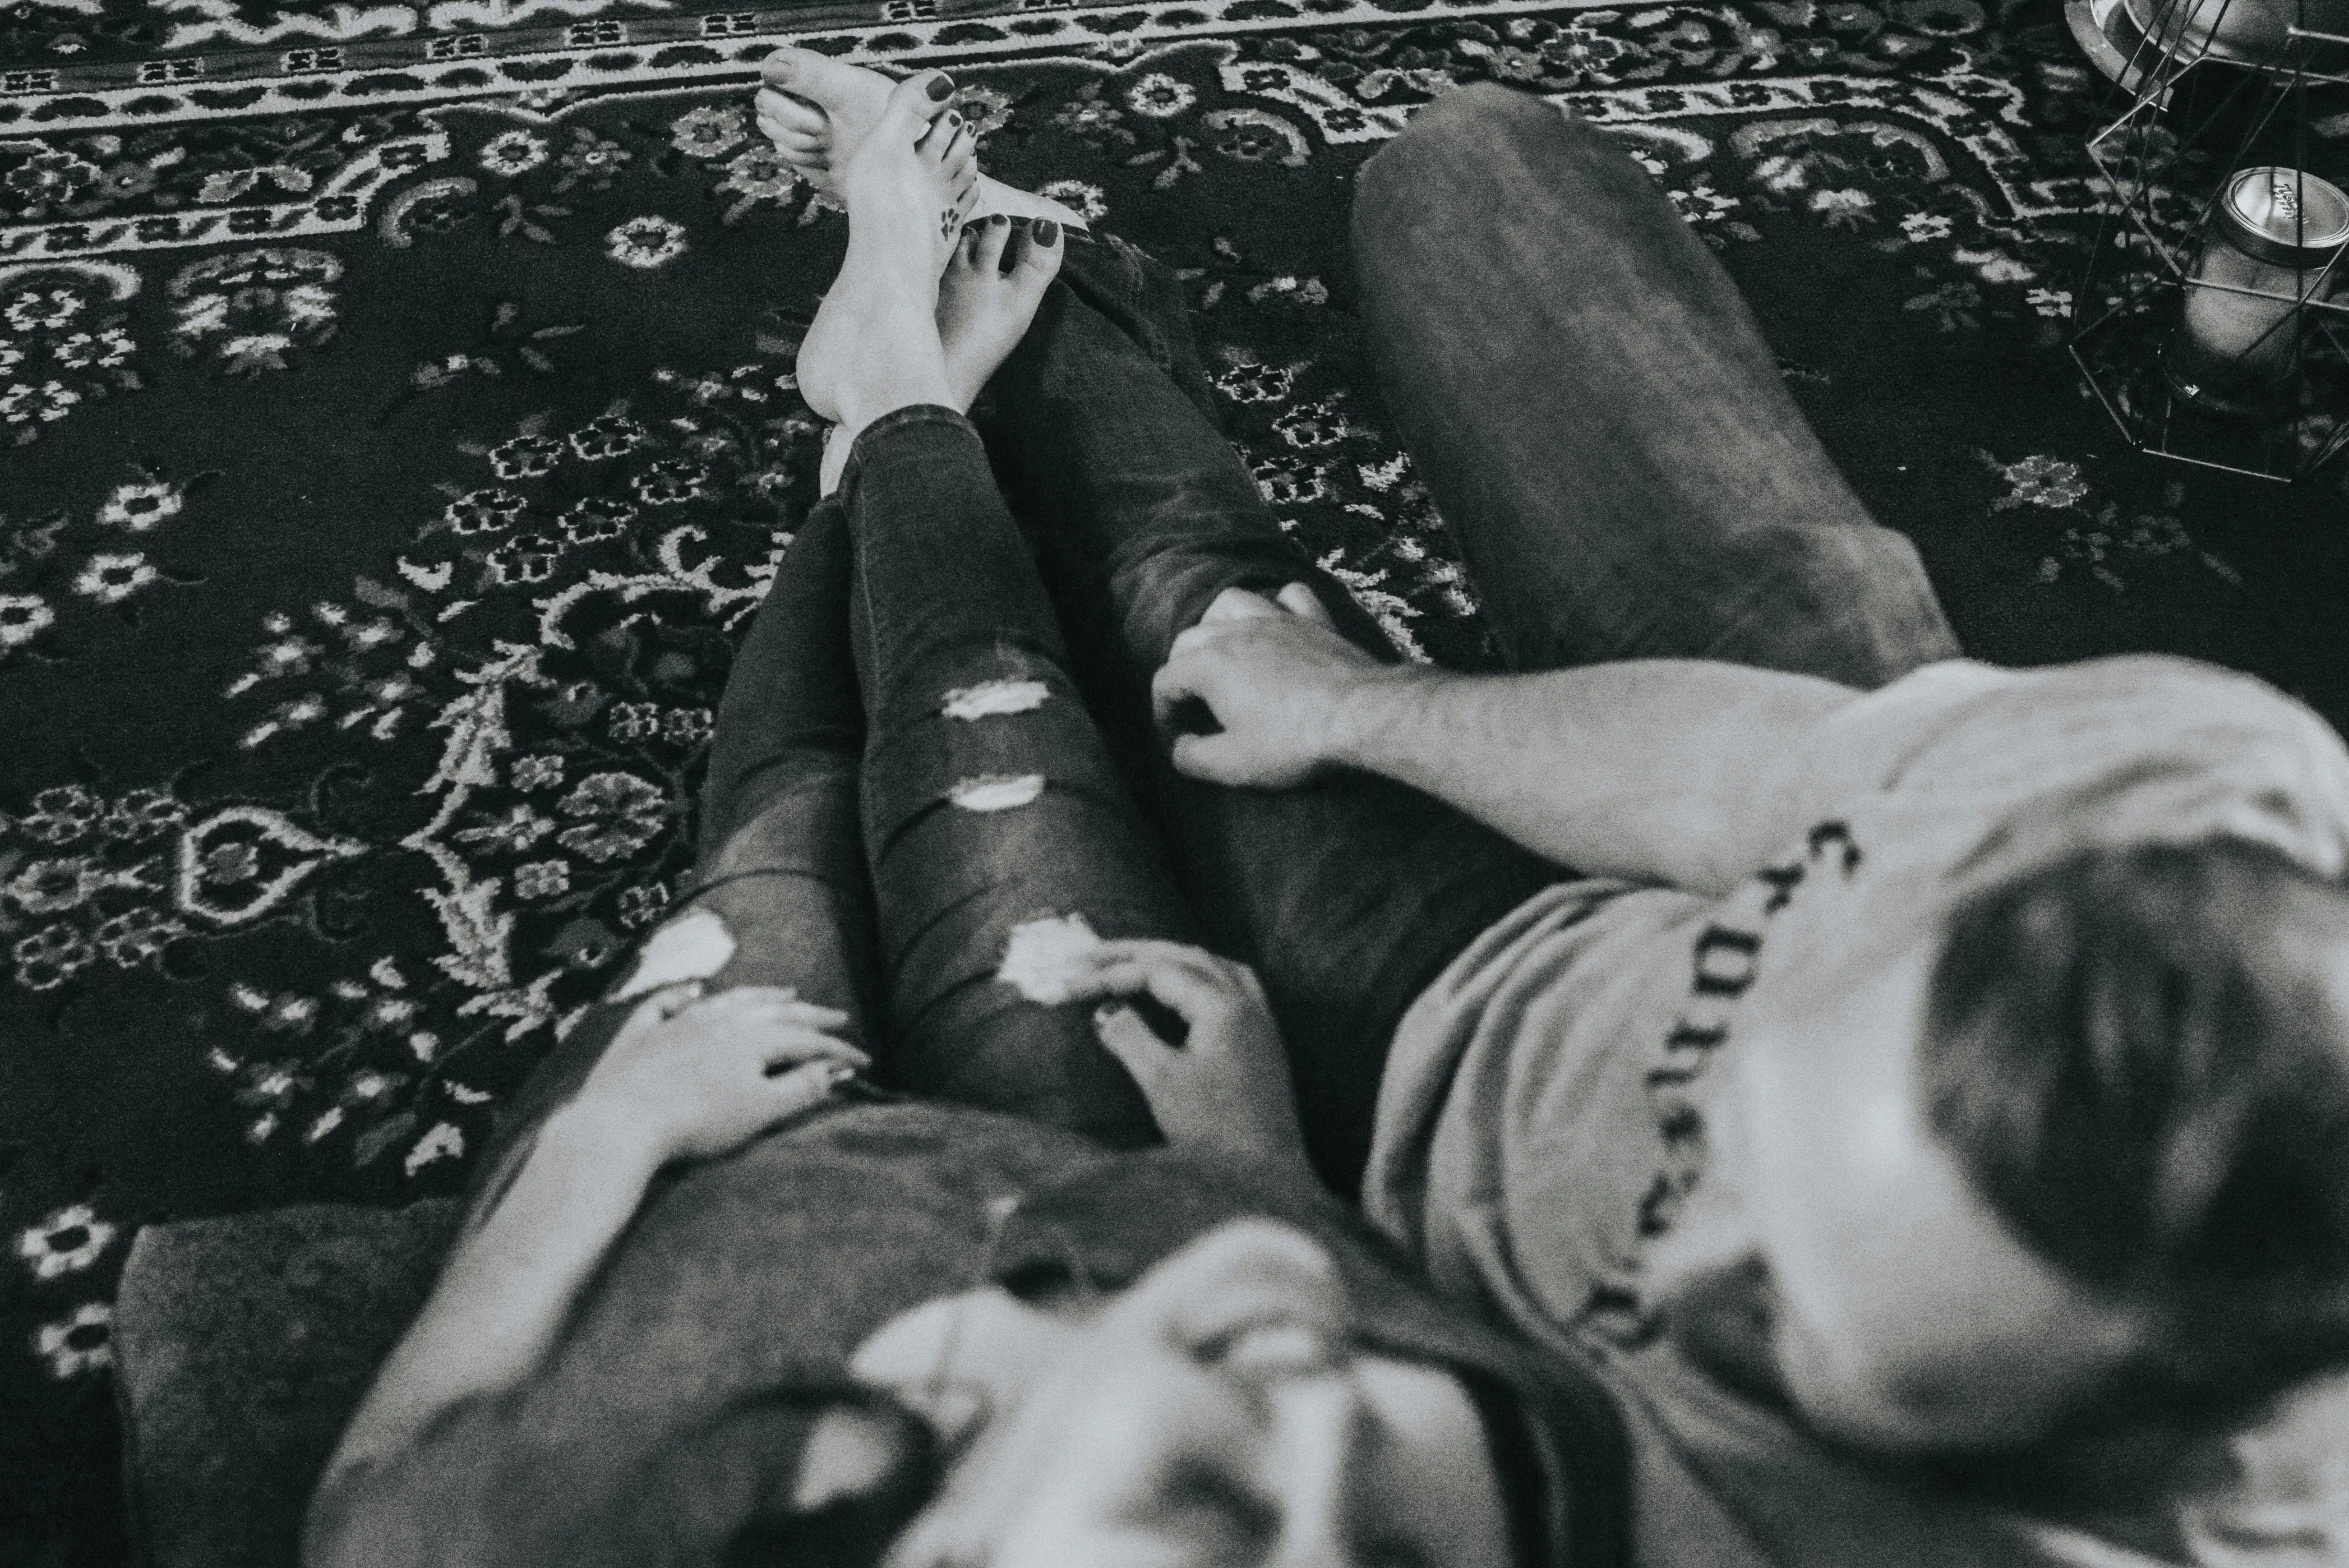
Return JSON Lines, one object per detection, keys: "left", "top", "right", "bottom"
{"left": 2064, "top": 0, "right": 2349, "bottom": 482}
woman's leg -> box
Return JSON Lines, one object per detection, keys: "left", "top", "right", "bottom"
{"left": 745, "top": 57, "right": 1553, "bottom": 1189}
{"left": 980, "top": 241, "right": 1560, "bottom": 1195}
{"left": 768, "top": 74, "right": 1202, "bottom": 1148}
{"left": 840, "top": 403, "right": 1197, "bottom": 1150}
{"left": 468, "top": 500, "right": 882, "bottom": 1206}
{"left": 1351, "top": 83, "right": 1961, "bottom": 684}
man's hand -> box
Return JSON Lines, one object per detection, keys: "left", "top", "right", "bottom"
{"left": 1058, "top": 939, "right": 1313, "bottom": 1180}
{"left": 575, "top": 984, "right": 870, "bottom": 1166}
{"left": 1151, "top": 585, "right": 1401, "bottom": 789}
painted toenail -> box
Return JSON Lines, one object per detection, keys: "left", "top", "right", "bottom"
{"left": 1033, "top": 220, "right": 1059, "bottom": 247}
{"left": 926, "top": 74, "right": 954, "bottom": 100}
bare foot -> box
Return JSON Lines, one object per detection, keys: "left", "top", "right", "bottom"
{"left": 796, "top": 72, "right": 976, "bottom": 451}
{"left": 756, "top": 46, "right": 1091, "bottom": 233}
{"left": 936, "top": 213, "right": 1064, "bottom": 408}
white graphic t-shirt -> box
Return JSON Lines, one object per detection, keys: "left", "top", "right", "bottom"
{"left": 1362, "top": 655, "right": 2349, "bottom": 1568}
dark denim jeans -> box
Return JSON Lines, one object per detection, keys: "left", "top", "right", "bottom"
{"left": 977, "top": 240, "right": 1562, "bottom": 1195}
{"left": 837, "top": 406, "right": 1200, "bottom": 1147}
{"left": 472, "top": 494, "right": 888, "bottom": 1205}
{"left": 1349, "top": 85, "right": 1960, "bottom": 682}
{"left": 476, "top": 406, "right": 1195, "bottom": 1200}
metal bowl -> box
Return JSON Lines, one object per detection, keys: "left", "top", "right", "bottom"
{"left": 2118, "top": 0, "right": 2349, "bottom": 75}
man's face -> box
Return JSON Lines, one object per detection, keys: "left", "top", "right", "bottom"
{"left": 886, "top": 1220, "right": 1516, "bottom": 1568}
{"left": 1649, "top": 939, "right": 2153, "bottom": 1456}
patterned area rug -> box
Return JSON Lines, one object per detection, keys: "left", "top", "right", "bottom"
{"left": 5, "top": 0, "right": 2348, "bottom": 1557}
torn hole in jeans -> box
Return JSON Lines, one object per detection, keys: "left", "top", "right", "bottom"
{"left": 997, "top": 913, "right": 1104, "bottom": 1003}
{"left": 612, "top": 907, "right": 736, "bottom": 1000}
{"left": 941, "top": 679, "right": 1051, "bottom": 721}
{"left": 948, "top": 774, "right": 1046, "bottom": 813}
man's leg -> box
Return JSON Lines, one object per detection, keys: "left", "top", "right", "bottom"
{"left": 1352, "top": 83, "right": 1961, "bottom": 685}
{"left": 980, "top": 242, "right": 1559, "bottom": 1195}
{"left": 842, "top": 404, "right": 1203, "bottom": 1150}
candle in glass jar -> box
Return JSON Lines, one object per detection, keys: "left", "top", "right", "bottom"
{"left": 2164, "top": 165, "right": 2348, "bottom": 415}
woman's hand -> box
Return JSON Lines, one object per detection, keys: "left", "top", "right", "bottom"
{"left": 1057, "top": 940, "right": 1314, "bottom": 1181}
{"left": 574, "top": 983, "right": 870, "bottom": 1167}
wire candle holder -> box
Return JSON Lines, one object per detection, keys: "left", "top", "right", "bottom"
{"left": 2065, "top": 0, "right": 2349, "bottom": 482}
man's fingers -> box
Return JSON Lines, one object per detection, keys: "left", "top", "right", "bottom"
{"left": 1166, "top": 621, "right": 1230, "bottom": 661}
{"left": 1167, "top": 730, "right": 1284, "bottom": 789}
{"left": 1276, "top": 582, "right": 1334, "bottom": 626}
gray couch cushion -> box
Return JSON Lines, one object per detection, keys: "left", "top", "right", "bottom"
{"left": 112, "top": 1201, "right": 460, "bottom": 1568}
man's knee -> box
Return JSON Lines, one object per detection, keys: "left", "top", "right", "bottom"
{"left": 1106, "top": 529, "right": 1316, "bottom": 666}
{"left": 1362, "top": 84, "right": 1526, "bottom": 225}
{"left": 1375, "top": 82, "right": 1553, "bottom": 167}
{"left": 1353, "top": 85, "right": 1640, "bottom": 304}
{"left": 1358, "top": 84, "right": 1610, "bottom": 218}
{"left": 1710, "top": 524, "right": 1959, "bottom": 686}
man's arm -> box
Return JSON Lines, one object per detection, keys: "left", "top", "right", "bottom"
{"left": 1152, "top": 589, "right": 1864, "bottom": 896}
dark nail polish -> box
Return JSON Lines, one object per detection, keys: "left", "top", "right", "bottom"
{"left": 990, "top": 212, "right": 1010, "bottom": 225}
{"left": 1034, "top": 219, "right": 1058, "bottom": 247}
{"left": 926, "top": 73, "right": 954, "bottom": 100}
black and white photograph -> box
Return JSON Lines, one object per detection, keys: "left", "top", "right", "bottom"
{"left": 2, "top": 0, "right": 2347, "bottom": 1561}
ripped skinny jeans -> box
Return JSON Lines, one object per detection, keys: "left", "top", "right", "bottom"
{"left": 471, "top": 400, "right": 1197, "bottom": 1200}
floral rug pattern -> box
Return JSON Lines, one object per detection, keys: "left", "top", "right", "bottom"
{"left": 7, "top": 0, "right": 2349, "bottom": 1558}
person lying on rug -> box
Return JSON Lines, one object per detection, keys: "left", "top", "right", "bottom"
{"left": 752, "top": 49, "right": 2349, "bottom": 1568}
{"left": 294, "top": 72, "right": 1625, "bottom": 1568}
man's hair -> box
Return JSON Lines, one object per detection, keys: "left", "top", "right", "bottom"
{"left": 1923, "top": 838, "right": 2349, "bottom": 1436}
